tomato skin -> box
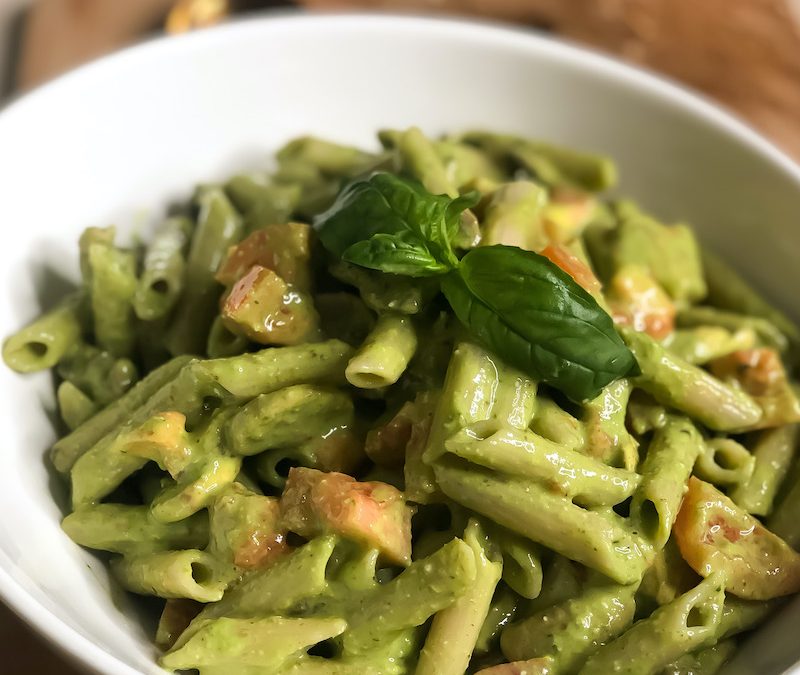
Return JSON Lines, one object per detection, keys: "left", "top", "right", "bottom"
{"left": 280, "top": 467, "right": 413, "bottom": 566}
{"left": 215, "top": 223, "right": 312, "bottom": 291}
{"left": 540, "top": 244, "right": 602, "bottom": 296}
{"left": 674, "top": 477, "right": 800, "bottom": 600}
{"left": 221, "top": 264, "right": 320, "bottom": 345}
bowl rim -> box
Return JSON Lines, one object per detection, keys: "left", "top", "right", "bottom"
{"left": 2, "top": 11, "right": 800, "bottom": 675}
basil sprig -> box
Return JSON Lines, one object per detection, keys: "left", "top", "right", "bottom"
{"left": 314, "top": 172, "right": 638, "bottom": 401}
{"left": 315, "top": 172, "right": 478, "bottom": 277}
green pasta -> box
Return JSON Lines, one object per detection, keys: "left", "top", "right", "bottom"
{"left": 224, "top": 173, "right": 301, "bottom": 230}
{"left": 731, "top": 425, "right": 798, "bottom": 515}
{"left": 7, "top": 128, "right": 800, "bottom": 675}
{"left": 665, "top": 326, "right": 757, "bottom": 365}
{"left": 529, "top": 396, "right": 585, "bottom": 451}
{"left": 87, "top": 241, "right": 138, "bottom": 358}
{"left": 434, "top": 457, "right": 648, "bottom": 584}
{"left": 677, "top": 305, "right": 786, "bottom": 353}
{"left": 345, "top": 313, "right": 417, "bottom": 389}
{"left": 701, "top": 248, "right": 800, "bottom": 349}
{"left": 481, "top": 180, "right": 548, "bottom": 250}
{"left": 500, "top": 581, "right": 638, "bottom": 668}
{"left": 395, "top": 126, "right": 458, "bottom": 198}
{"left": 630, "top": 416, "right": 704, "bottom": 549}
{"left": 62, "top": 504, "right": 208, "bottom": 555}
{"left": 662, "top": 639, "right": 737, "bottom": 675}
{"left": 226, "top": 385, "right": 353, "bottom": 456}
{"left": 415, "top": 521, "right": 502, "bottom": 675}
{"left": 444, "top": 426, "right": 640, "bottom": 507}
{"left": 485, "top": 523, "right": 543, "bottom": 600}
{"left": 56, "top": 380, "right": 97, "bottom": 430}
{"left": 339, "top": 537, "right": 476, "bottom": 655}
{"left": 2, "top": 293, "right": 83, "bottom": 373}
{"left": 582, "top": 379, "right": 639, "bottom": 469}
{"left": 475, "top": 585, "right": 519, "bottom": 654}
{"left": 57, "top": 342, "right": 138, "bottom": 406}
{"left": 695, "top": 437, "right": 755, "bottom": 489}
{"left": 461, "top": 130, "right": 617, "bottom": 192}
{"left": 206, "top": 316, "right": 249, "bottom": 358}
{"left": 166, "top": 187, "right": 243, "bottom": 355}
{"left": 51, "top": 355, "right": 192, "bottom": 473}
{"left": 622, "top": 327, "right": 763, "bottom": 432}
{"left": 162, "top": 616, "right": 348, "bottom": 672}
{"left": 134, "top": 216, "right": 192, "bottom": 321}
{"left": 111, "top": 549, "right": 227, "bottom": 602}
{"left": 578, "top": 573, "right": 726, "bottom": 675}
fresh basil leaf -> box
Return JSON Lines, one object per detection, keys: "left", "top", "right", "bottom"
{"left": 441, "top": 245, "right": 639, "bottom": 401}
{"left": 314, "top": 172, "right": 478, "bottom": 270}
{"left": 343, "top": 232, "right": 451, "bottom": 277}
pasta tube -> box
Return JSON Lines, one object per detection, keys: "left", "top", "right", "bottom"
{"left": 445, "top": 426, "right": 640, "bottom": 507}
{"left": 2, "top": 293, "right": 83, "bottom": 373}
{"left": 62, "top": 504, "right": 208, "bottom": 555}
{"left": 166, "top": 187, "right": 243, "bottom": 355}
{"left": 111, "top": 549, "right": 227, "bottom": 602}
{"left": 434, "top": 458, "right": 648, "bottom": 584}
{"left": 622, "top": 328, "right": 762, "bottom": 432}
{"left": 415, "top": 520, "right": 502, "bottom": 675}
{"left": 577, "top": 573, "right": 726, "bottom": 675}
{"left": 133, "top": 216, "right": 192, "bottom": 321}
{"left": 345, "top": 313, "right": 417, "bottom": 389}
{"left": 501, "top": 582, "right": 638, "bottom": 668}
{"left": 732, "top": 424, "right": 798, "bottom": 516}
{"left": 630, "top": 416, "right": 704, "bottom": 550}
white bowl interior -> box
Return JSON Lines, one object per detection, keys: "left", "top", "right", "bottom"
{"left": 0, "top": 13, "right": 799, "bottom": 675}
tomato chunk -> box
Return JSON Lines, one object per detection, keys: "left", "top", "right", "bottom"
{"left": 674, "top": 477, "right": 800, "bottom": 599}
{"left": 211, "top": 484, "right": 290, "bottom": 571}
{"left": 364, "top": 402, "right": 416, "bottom": 468}
{"left": 709, "top": 348, "right": 800, "bottom": 428}
{"left": 215, "top": 222, "right": 312, "bottom": 291}
{"left": 280, "top": 467, "right": 413, "bottom": 565}
{"left": 540, "top": 244, "right": 602, "bottom": 296}
{"left": 221, "top": 265, "right": 319, "bottom": 345}
{"left": 607, "top": 264, "right": 675, "bottom": 340}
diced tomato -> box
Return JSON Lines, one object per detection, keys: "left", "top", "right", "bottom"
{"left": 215, "top": 223, "right": 311, "bottom": 291}
{"left": 607, "top": 264, "right": 675, "bottom": 340}
{"left": 221, "top": 264, "right": 319, "bottom": 345}
{"left": 540, "top": 244, "right": 602, "bottom": 296}
{"left": 231, "top": 497, "right": 289, "bottom": 570}
{"left": 710, "top": 348, "right": 784, "bottom": 397}
{"left": 364, "top": 402, "right": 416, "bottom": 468}
{"left": 212, "top": 485, "right": 290, "bottom": 571}
{"left": 709, "top": 348, "right": 800, "bottom": 428}
{"left": 475, "top": 658, "right": 553, "bottom": 675}
{"left": 674, "top": 477, "right": 800, "bottom": 599}
{"left": 280, "top": 467, "right": 413, "bottom": 565}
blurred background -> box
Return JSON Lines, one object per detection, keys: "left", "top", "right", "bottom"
{"left": 1, "top": 0, "right": 800, "bottom": 157}
{"left": 1, "top": 0, "right": 799, "bottom": 672}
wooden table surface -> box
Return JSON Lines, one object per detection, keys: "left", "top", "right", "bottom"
{"left": 2, "top": 1, "right": 800, "bottom": 673}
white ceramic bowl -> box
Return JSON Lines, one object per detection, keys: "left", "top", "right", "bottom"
{"left": 1, "top": 13, "right": 800, "bottom": 675}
